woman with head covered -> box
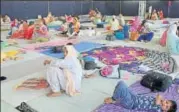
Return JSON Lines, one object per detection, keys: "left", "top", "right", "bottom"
{"left": 44, "top": 45, "right": 83, "bottom": 97}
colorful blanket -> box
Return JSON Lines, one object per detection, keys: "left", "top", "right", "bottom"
{"left": 141, "top": 50, "right": 176, "bottom": 74}
{"left": 82, "top": 46, "right": 147, "bottom": 73}
{"left": 82, "top": 46, "right": 176, "bottom": 74}
{"left": 94, "top": 81, "right": 179, "bottom": 112}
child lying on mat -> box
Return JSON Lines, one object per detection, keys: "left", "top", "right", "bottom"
{"left": 104, "top": 81, "right": 177, "bottom": 112}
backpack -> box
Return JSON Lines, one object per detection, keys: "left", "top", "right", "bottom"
{"left": 140, "top": 71, "right": 173, "bottom": 92}
{"left": 84, "top": 61, "right": 97, "bottom": 70}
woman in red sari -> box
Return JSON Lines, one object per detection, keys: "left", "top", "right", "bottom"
{"left": 11, "top": 20, "right": 28, "bottom": 39}
{"left": 159, "top": 10, "right": 164, "bottom": 20}
{"left": 25, "top": 21, "right": 34, "bottom": 40}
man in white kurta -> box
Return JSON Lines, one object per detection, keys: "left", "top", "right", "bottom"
{"left": 45, "top": 45, "right": 83, "bottom": 97}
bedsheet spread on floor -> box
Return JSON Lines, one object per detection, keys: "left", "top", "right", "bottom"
{"left": 82, "top": 46, "right": 176, "bottom": 74}
{"left": 94, "top": 81, "right": 179, "bottom": 112}
{"left": 40, "top": 41, "right": 104, "bottom": 59}
{"left": 22, "top": 38, "right": 78, "bottom": 52}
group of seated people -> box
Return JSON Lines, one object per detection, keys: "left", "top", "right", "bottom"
{"left": 128, "top": 17, "right": 154, "bottom": 42}
{"left": 147, "top": 9, "right": 164, "bottom": 20}
{"left": 8, "top": 18, "right": 49, "bottom": 43}
{"left": 104, "top": 15, "right": 154, "bottom": 43}
{"left": 59, "top": 16, "right": 81, "bottom": 37}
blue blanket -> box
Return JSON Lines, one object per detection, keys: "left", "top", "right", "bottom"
{"left": 41, "top": 42, "right": 104, "bottom": 58}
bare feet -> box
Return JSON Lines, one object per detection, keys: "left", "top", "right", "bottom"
{"left": 104, "top": 97, "right": 114, "bottom": 104}
{"left": 47, "top": 92, "right": 61, "bottom": 97}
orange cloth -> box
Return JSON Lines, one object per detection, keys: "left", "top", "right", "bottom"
{"left": 73, "top": 22, "right": 80, "bottom": 33}
{"left": 130, "top": 32, "right": 139, "bottom": 41}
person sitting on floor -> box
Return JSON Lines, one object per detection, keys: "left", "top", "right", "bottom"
{"left": 89, "top": 9, "right": 96, "bottom": 17}
{"left": 1, "top": 15, "right": 4, "bottom": 24}
{"left": 67, "top": 17, "right": 80, "bottom": 37}
{"left": 159, "top": 10, "right": 164, "bottom": 20}
{"left": 31, "top": 19, "right": 49, "bottom": 43}
{"left": 95, "top": 8, "right": 102, "bottom": 22}
{"left": 11, "top": 20, "right": 28, "bottom": 39}
{"left": 3, "top": 15, "right": 11, "bottom": 23}
{"left": 25, "top": 21, "right": 34, "bottom": 40}
{"left": 44, "top": 45, "right": 83, "bottom": 97}
{"left": 110, "top": 16, "right": 120, "bottom": 32}
{"left": 8, "top": 19, "right": 19, "bottom": 37}
{"left": 137, "top": 20, "right": 154, "bottom": 42}
{"left": 104, "top": 81, "right": 177, "bottom": 112}
{"left": 166, "top": 21, "right": 179, "bottom": 54}
{"left": 44, "top": 12, "right": 54, "bottom": 25}
{"left": 65, "top": 15, "right": 74, "bottom": 23}
{"left": 151, "top": 9, "right": 159, "bottom": 20}
{"left": 58, "top": 22, "right": 69, "bottom": 36}
{"left": 118, "top": 14, "right": 125, "bottom": 26}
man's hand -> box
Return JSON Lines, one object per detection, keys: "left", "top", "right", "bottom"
{"left": 156, "top": 94, "right": 163, "bottom": 105}
{"left": 104, "top": 97, "right": 116, "bottom": 104}
{"left": 44, "top": 59, "right": 51, "bottom": 66}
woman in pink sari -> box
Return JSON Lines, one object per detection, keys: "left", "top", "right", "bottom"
{"left": 31, "top": 19, "right": 49, "bottom": 43}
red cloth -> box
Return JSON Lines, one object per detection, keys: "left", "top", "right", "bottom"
{"left": 159, "top": 11, "right": 164, "bottom": 19}
{"left": 25, "top": 25, "right": 34, "bottom": 40}
{"left": 11, "top": 23, "right": 28, "bottom": 39}
{"left": 11, "top": 20, "right": 18, "bottom": 27}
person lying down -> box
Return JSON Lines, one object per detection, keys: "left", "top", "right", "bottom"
{"left": 104, "top": 81, "right": 177, "bottom": 112}
{"left": 44, "top": 44, "right": 95, "bottom": 97}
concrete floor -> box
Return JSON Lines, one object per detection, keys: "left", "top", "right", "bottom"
{"left": 1, "top": 24, "right": 179, "bottom": 112}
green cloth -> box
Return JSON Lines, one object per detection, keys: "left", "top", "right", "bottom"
{"left": 47, "top": 21, "right": 63, "bottom": 27}
{"left": 1, "top": 42, "right": 8, "bottom": 49}
{"left": 105, "top": 16, "right": 113, "bottom": 23}
{"left": 32, "top": 37, "right": 49, "bottom": 43}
